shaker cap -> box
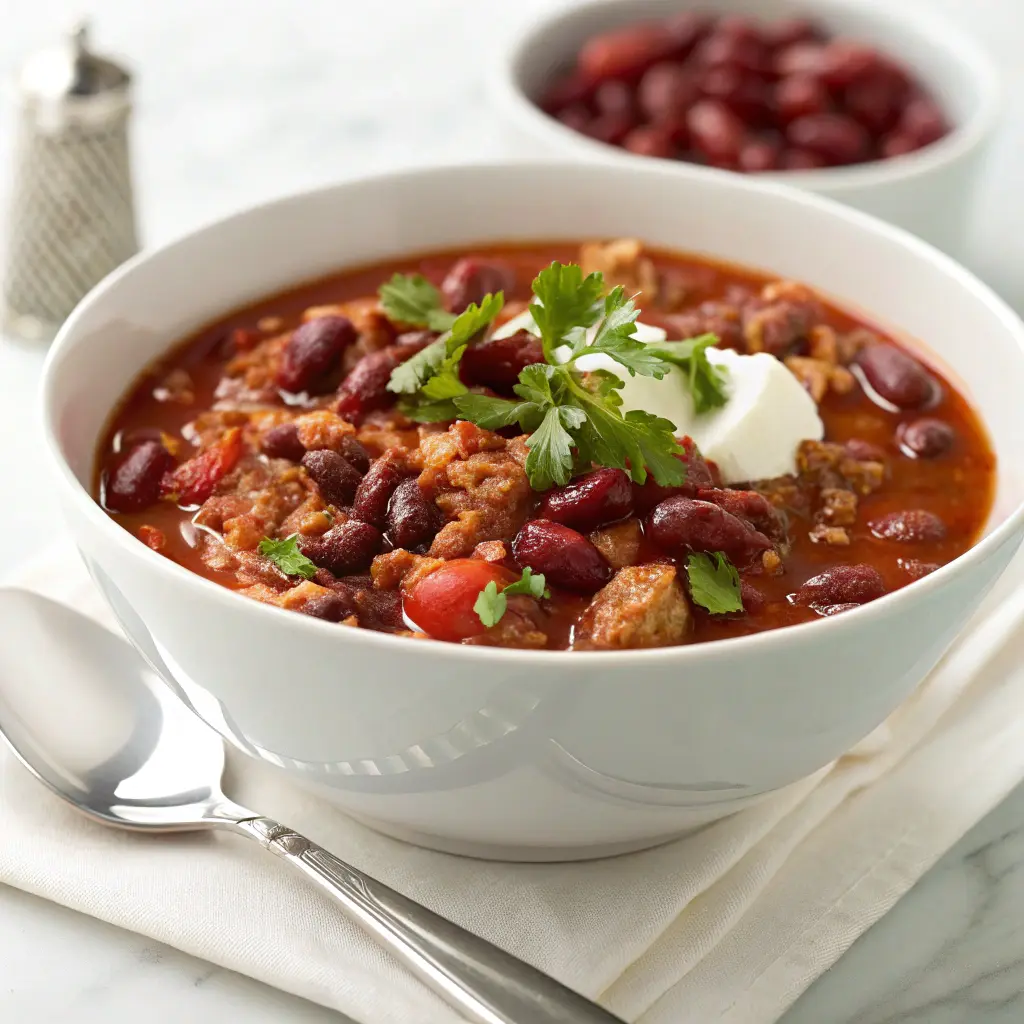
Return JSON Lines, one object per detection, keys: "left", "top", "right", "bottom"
{"left": 18, "top": 22, "right": 131, "bottom": 126}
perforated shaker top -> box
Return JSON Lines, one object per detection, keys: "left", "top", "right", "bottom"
{"left": 2, "top": 23, "right": 139, "bottom": 342}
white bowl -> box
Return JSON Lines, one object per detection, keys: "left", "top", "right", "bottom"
{"left": 43, "top": 161, "right": 1024, "bottom": 861}
{"left": 490, "top": 0, "right": 1001, "bottom": 257}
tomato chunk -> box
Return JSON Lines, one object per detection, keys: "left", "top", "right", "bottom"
{"left": 403, "top": 559, "right": 517, "bottom": 642}
{"left": 160, "top": 427, "right": 243, "bottom": 506}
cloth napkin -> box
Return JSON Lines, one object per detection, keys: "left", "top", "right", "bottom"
{"left": 4, "top": 541, "right": 1024, "bottom": 1024}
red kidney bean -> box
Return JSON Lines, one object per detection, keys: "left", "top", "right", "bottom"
{"left": 356, "top": 587, "right": 406, "bottom": 631}
{"left": 302, "top": 591, "right": 357, "bottom": 623}
{"left": 637, "top": 63, "right": 698, "bottom": 122}
{"left": 593, "top": 79, "right": 636, "bottom": 119}
{"left": 880, "top": 132, "right": 921, "bottom": 159}
{"left": 699, "top": 67, "right": 772, "bottom": 125}
{"left": 786, "top": 113, "right": 869, "bottom": 165}
{"left": 775, "top": 75, "right": 831, "bottom": 123}
{"left": 512, "top": 520, "right": 612, "bottom": 593}
{"left": 276, "top": 315, "right": 355, "bottom": 394}
{"left": 899, "top": 95, "right": 947, "bottom": 147}
{"left": 898, "top": 418, "right": 956, "bottom": 459}
{"left": 696, "top": 487, "right": 785, "bottom": 541}
{"left": 780, "top": 147, "right": 827, "bottom": 170}
{"left": 460, "top": 330, "right": 545, "bottom": 392}
{"left": 740, "top": 581, "right": 765, "bottom": 615}
{"left": 899, "top": 558, "right": 940, "bottom": 580}
{"left": 539, "top": 468, "right": 634, "bottom": 533}
{"left": 633, "top": 438, "right": 717, "bottom": 514}
{"left": 664, "top": 11, "right": 709, "bottom": 59}
{"left": 819, "top": 41, "right": 880, "bottom": 89}
{"left": 352, "top": 452, "right": 409, "bottom": 527}
{"left": 541, "top": 73, "right": 595, "bottom": 113}
{"left": 102, "top": 440, "right": 176, "bottom": 513}
{"left": 337, "top": 435, "right": 371, "bottom": 474}
{"left": 441, "top": 258, "right": 516, "bottom": 314}
{"left": 302, "top": 449, "right": 362, "bottom": 507}
{"left": 716, "top": 15, "right": 762, "bottom": 42}
{"left": 586, "top": 113, "right": 635, "bottom": 145}
{"left": 843, "top": 73, "right": 904, "bottom": 135}
{"left": 763, "top": 18, "right": 820, "bottom": 50}
{"left": 738, "top": 137, "right": 781, "bottom": 172}
{"left": 578, "top": 24, "right": 677, "bottom": 82}
{"left": 556, "top": 104, "right": 592, "bottom": 133}
{"left": 299, "top": 521, "right": 382, "bottom": 576}
{"left": 646, "top": 496, "right": 772, "bottom": 566}
{"left": 336, "top": 341, "right": 428, "bottom": 423}
{"left": 794, "top": 564, "right": 886, "bottom": 606}
{"left": 855, "top": 343, "right": 937, "bottom": 409}
{"left": 774, "top": 42, "right": 827, "bottom": 78}
{"left": 693, "top": 30, "right": 768, "bottom": 75}
{"left": 261, "top": 422, "right": 305, "bottom": 462}
{"left": 623, "top": 123, "right": 676, "bottom": 158}
{"left": 386, "top": 478, "right": 440, "bottom": 550}
{"left": 687, "top": 99, "right": 746, "bottom": 166}
{"left": 869, "top": 509, "right": 947, "bottom": 543}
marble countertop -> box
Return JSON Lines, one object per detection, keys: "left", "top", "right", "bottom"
{"left": 1, "top": 0, "right": 1023, "bottom": 1021}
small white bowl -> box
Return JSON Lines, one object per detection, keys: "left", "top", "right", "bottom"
{"left": 42, "top": 161, "right": 1024, "bottom": 861}
{"left": 490, "top": 0, "right": 1001, "bottom": 257}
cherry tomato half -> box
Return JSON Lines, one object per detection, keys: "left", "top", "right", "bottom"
{"left": 403, "top": 559, "right": 517, "bottom": 642}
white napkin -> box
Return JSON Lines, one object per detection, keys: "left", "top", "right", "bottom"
{"left": 4, "top": 540, "right": 1024, "bottom": 1024}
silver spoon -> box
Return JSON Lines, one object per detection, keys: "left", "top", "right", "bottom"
{"left": 0, "top": 589, "right": 623, "bottom": 1024}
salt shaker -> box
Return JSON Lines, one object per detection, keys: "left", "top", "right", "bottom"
{"left": 2, "top": 22, "right": 139, "bottom": 343}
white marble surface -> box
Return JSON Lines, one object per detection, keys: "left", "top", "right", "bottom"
{"left": 1, "top": 0, "right": 1023, "bottom": 1021}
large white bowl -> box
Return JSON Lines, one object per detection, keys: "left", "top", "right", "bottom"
{"left": 490, "top": 0, "right": 1001, "bottom": 257}
{"left": 43, "top": 162, "right": 1024, "bottom": 861}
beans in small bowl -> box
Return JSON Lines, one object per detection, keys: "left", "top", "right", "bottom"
{"left": 538, "top": 11, "right": 949, "bottom": 172}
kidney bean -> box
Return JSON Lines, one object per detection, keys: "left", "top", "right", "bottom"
{"left": 899, "top": 95, "right": 947, "bottom": 147}
{"left": 740, "top": 581, "right": 765, "bottom": 615}
{"left": 441, "top": 258, "right": 516, "bottom": 314}
{"left": 647, "top": 496, "right": 772, "bottom": 566}
{"left": 687, "top": 99, "right": 746, "bottom": 166}
{"left": 664, "top": 11, "right": 709, "bottom": 59}
{"left": 352, "top": 451, "right": 408, "bottom": 526}
{"left": 336, "top": 341, "right": 428, "bottom": 423}
{"left": 556, "top": 104, "right": 592, "bottom": 133}
{"left": 786, "top": 113, "right": 869, "bottom": 165}
{"left": 356, "top": 587, "right": 406, "bottom": 631}
{"left": 638, "top": 62, "right": 698, "bottom": 122}
{"left": 696, "top": 487, "right": 784, "bottom": 541}
{"left": 855, "top": 343, "right": 937, "bottom": 409}
{"left": 102, "top": 440, "right": 176, "bottom": 513}
{"left": 774, "top": 42, "right": 827, "bottom": 78}
{"left": 386, "top": 478, "right": 440, "bottom": 549}
{"left": 633, "top": 438, "right": 717, "bottom": 514}
{"left": 302, "top": 449, "right": 362, "bottom": 507}
{"left": 261, "top": 422, "right": 305, "bottom": 462}
{"left": 586, "top": 113, "right": 635, "bottom": 145}
{"left": 738, "top": 137, "right": 782, "bottom": 172}
{"left": 843, "top": 73, "right": 904, "bottom": 135}
{"left": 699, "top": 66, "right": 772, "bottom": 125}
{"left": 396, "top": 329, "right": 437, "bottom": 349}
{"left": 794, "top": 564, "right": 886, "bottom": 606}
{"left": 763, "top": 18, "right": 820, "bottom": 50}
{"left": 539, "top": 468, "right": 633, "bottom": 533}
{"left": 780, "top": 147, "right": 827, "bottom": 170}
{"left": 541, "top": 73, "right": 595, "bottom": 114}
{"left": 579, "top": 23, "right": 677, "bottom": 82}
{"left": 302, "top": 591, "right": 357, "bottom": 623}
{"left": 593, "top": 79, "right": 636, "bottom": 119}
{"left": 622, "top": 123, "right": 677, "bottom": 158}
{"left": 160, "top": 428, "right": 243, "bottom": 506}
{"left": 693, "top": 30, "right": 768, "bottom": 75}
{"left": 899, "top": 558, "right": 940, "bottom": 580}
{"left": 869, "top": 509, "right": 947, "bottom": 543}
{"left": 775, "top": 75, "right": 831, "bottom": 124}
{"left": 459, "top": 330, "right": 545, "bottom": 393}
{"left": 819, "top": 41, "right": 880, "bottom": 89}
{"left": 898, "top": 418, "right": 956, "bottom": 459}
{"left": 880, "top": 132, "right": 921, "bottom": 159}
{"left": 512, "top": 520, "right": 611, "bottom": 593}
{"left": 276, "top": 315, "right": 355, "bottom": 394}
{"left": 299, "top": 521, "right": 382, "bottom": 576}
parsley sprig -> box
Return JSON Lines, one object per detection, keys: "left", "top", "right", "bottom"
{"left": 686, "top": 552, "right": 743, "bottom": 614}
{"left": 378, "top": 273, "right": 457, "bottom": 332}
{"left": 259, "top": 535, "right": 318, "bottom": 579}
{"left": 474, "top": 567, "right": 550, "bottom": 627}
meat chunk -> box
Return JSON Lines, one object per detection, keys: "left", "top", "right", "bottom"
{"left": 589, "top": 519, "right": 642, "bottom": 569}
{"left": 574, "top": 564, "right": 692, "bottom": 650}
{"left": 370, "top": 549, "right": 445, "bottom": 591}
{"left": 463, "top": 596, "right": 549, "bottom": 650}
{"left": 579, "top": 238, "right": 660, "bottom": 302}
{"left": 293, "top": 409, "right": 356, "bottom": 453}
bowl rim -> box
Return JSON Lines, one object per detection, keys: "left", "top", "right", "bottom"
{"left": 488, "top": 0, "right": 1003, "bottom": 193}
{"left": 41, "top": 159, "right": 1024, "bottom": 668}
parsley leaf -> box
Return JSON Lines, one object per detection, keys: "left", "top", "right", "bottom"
{"left": 473, "top": 569, "right": 551, "bottom": 628}
{"left": 452, "top": 393, "right": 545, "bottom": 431}
{"left": 530, "top": 262, "right": 605, "bottom": 361}
{"left": 525, "top": 405, "right": 582, "bottom": 490}
{"left": 378, "top": 273, "right": 457, "bottom": 332}
{"left": 648, "top": 334, "right": 729, "bottom": 413}
{"left": 258, "top": 535, "right": 318, "bottom": 580}
{"left": 686, "top": 552, "right": 743, "bottom": 614}
{"left": 387, "top": 338, "right": 447, "bottom": 395}
{"left": 396, "top": 394, "right": 461, "bottom": 423}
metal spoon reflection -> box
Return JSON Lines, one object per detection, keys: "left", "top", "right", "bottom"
{"left": 0, "top": 589, "right": 623, "bottom": 1024}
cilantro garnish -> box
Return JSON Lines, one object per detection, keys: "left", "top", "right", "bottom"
{"left": 258, "top": 535, "right": 318, "bottom": 579}
{"left": 686, "top": 552, "right": 743, "bottom": 614}
{"left": 473, "top": 567, "right": 550, "bottom": 628}
{"left": 647, "top": 334, "right": 729, "bottom": 414}
{"left": 378, "top": 273, "right": 457, "bottom": 332}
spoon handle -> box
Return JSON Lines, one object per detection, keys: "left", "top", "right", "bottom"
{"left": 231, "top": 816, "right": 624, "bottom": 1024}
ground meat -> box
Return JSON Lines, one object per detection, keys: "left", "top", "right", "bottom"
{"left": 574, "top": 564, "right": 692, "bottom": 650}
{"left": 463, "top": 595, "right": 549, "bottom": 649}
{"left": 294, "top": 409, "right": 356, "bottom": 453}
{"left": 589, "top": 519, "right": 642, "bottom": 569}
{"left": 234, "top": 550, "right": 295, "bottom": 591}
{"left": 666, "top": 300, "right": 744, "bottom": 349}
{"left": 785, "top": 356, "right": 856, "bottom": 403}
{"left": 579, "top": 238, "right": 658, "bottom": 300}
{"left": 472, "top": 540, "right": 508, "bottom": 563}
{"left": 371, "top": 549, "right": 445, "bottom": 591}
{"left": 809, "top": 524, "right": 851, "bottom": 545}
{"left": 419, "top": 422, "right": 507, "bottom": 489}
{"left": 798, "top": 440, "right": 885, "bottom": 495}
{"left": 223, "top": 331, "right": 289, "bottom": 396}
